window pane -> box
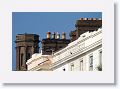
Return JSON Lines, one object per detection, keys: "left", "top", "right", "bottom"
{"left": 80, "top": 60, "right": 83, "bottom": 71}
{"left": 89, "top": 55, "right": 93, "bottom": 71}
{"left": 71, "top": 63, "right": 74, "bottom": 71}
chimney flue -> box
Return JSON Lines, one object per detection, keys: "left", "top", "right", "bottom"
{"left": 98, "top": 18, "right": 102, "bottom": 20}
{"left": 62, "top": 32, "right": 66, "bottom": 39}
{"left": 83, "top": 18, "right": 88, "bottom": 20}
{"left": 56, "top": 32, "right": 60, "bottom": 39}
{"left": 80, "top": 18, "right": 83, "bottom": 20}
{"left": 93, "top": 18, "right": 97, "bottom": 20}
{"left": 52, "top": 32, "right": 55, "bottom": 39}
{"left": 88, "top": 18, "right": 93, "bottom": 20}
{"left": 46, "top": 31, "right": 51, "bottom": 39}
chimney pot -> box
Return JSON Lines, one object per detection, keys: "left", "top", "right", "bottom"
{"left": 80, "top": 18, "right": 83, "bottom": 20}
{"left": 56, "top": 32, "right": 60, "bottom": 39}
{"left": 83, "top": 18, "right": 88, "bottom": 20}
{"left": 93, "top": 18, "right": 97, "bottom": 20}
{"left": 46, "top": 31, "right": 51, "bottom": 39}
{"left": 52, "top": 32, "right": 55, "bottom": 39}
{"left": 98, "top": 18, "right": 102, "bottom": 20}
{"left": 62, "top": 32, "right": 66, "bottom": 39}
{"left": 88, "top": 18, "right": 93, "bottom": 20}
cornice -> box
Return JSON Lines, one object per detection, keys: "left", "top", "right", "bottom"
{"left": 50, "top": 39, "right": 102, "bottom": 70}
{"left": 53, "top": 30, "right": 102, "bottom": 57}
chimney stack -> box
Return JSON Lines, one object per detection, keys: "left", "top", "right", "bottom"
{"left": 46, "top": 31, "right": 51, "bottom": 39}
{"left": 52, "top": 32, "right": 55, "bottom": 39}
{"left": 62, "top": 32, "right": 66, "bottom": 39}
{"left": 56, "top": 32, "right": 60, "bottom": 39}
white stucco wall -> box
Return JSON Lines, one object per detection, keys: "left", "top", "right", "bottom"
{"left": 67, "top": 48, "right": 102, "bottom": 71}
{"left": 26, "top": 28, "right": 102, "bottom": 71}
{"left": 26, "top": 53, "right": 52, "bottom": 70}
{"left": 52, "top": 28, "right": 102, "bottom": 71}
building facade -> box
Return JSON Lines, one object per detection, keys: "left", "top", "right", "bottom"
{"left": 15, "top": 33, "right": 39, "bottom": 71}
{"left": 51, "top": 28, "right": 102, "bottom": 71}
{"left": 26, "top": 28, "right": 102, "bottom": 71}
{"left": 26, "top": 32, "right": 70, "bottom": 71}
{"left": 26, "top": 18, "right": 102, "bottom": 71}
{"left": 26, "top": 53, "right": 52, "bottom": 71}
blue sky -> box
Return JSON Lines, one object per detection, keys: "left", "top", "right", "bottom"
{"left": 12, "top": 12, "right": 102, "bottom": 70}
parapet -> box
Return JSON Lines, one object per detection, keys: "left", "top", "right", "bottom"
{"left": 75, "top": 18, "right": 102, "bottom": 28}
{"left": 15, "top": 33, "right": 39, "bottom": 43}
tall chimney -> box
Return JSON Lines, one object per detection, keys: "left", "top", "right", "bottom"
{"left": 52, "top": 32, "right": 55, "bottom": 39}
{"left": 62, "top": 32, "right": 66, "bottom": 39}
{"left": 75, "top": 18, "right": 102, "bottom": 39}
{"left": 56, "top": 32, "right": 60, "bottom": 39}
{"left": 46, "top": 31, "right": 51, "bottom": 39}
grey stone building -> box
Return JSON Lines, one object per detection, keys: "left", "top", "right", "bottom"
{"left": 15, "top": 33, "right": 39, "bottom": 71}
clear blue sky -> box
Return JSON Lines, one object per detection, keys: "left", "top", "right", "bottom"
{"left": 12, "top": 12, "right": 102, "bottom": 70}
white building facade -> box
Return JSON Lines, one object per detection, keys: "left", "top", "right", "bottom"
{"left": 26, "top": 28, "right": 102, "bottom": 71}
{"left": 26, "top": 53, "right": 52, "bottom": 71}
{"left": 50, "top": 28, "right": 102, "bottom": 71}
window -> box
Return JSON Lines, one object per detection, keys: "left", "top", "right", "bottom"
{"left": 71, "top": 63, "right": 74, "bottom": 71}
{"left": 99, "top": 50, "right": 102, "bottom": 66}
{"left": 89, "top": 55, "right": 93, "bottom": 71}
{"left": 21, "top": 53, "right": 24, "bottom": 66}
{"left": 98, "top": 50, "right": 102, "bottom": 71}
{"left": 80, "top": 60, "right": 83, "bottom": 71}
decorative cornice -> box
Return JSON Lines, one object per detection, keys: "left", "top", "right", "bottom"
{"left": 53, "top": 29, "right": 102, "bottom": 57}
{"left": 28, "top": 60, "right": 50, "bottom": 71}
{"left": 50, "top": 39, "right": 102, "bottom": 70}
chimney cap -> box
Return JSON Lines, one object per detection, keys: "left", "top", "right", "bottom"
{"left": 83, "top": 18, "right": 88, "bottom": 20}
{"left": 46, "top": 31, "right": 51, "bottom": 39}
{"left": 88, "top": 18, "right": 93, "bottom": 20}
{"left": 80, "top": 18, "right": 83, "bottom": 20}
{"left": 62, "top": 32, "right": 65, "bottom": 34}
{"left": 56, "top": 32, "right": 60, "bottom": 39}
{"left": 98, "top": 18, "right": 102, "bottom": 20}
{"left": 47, "top": 31, "right": 51, "bottom": 34}
{"left": 62, "top": 32, "right": 66, "bottom": 39}
{"left": 56, "top": 32, "right": 59, "bottom": 34}
{"left": 51, "top": 32, "right": 56, "bottom": 39}
{"left": 52, "top": 32, "right": 55, "bottom": 34}
{"left": 93, "top": 18, "right": 97, "bottom": 20}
